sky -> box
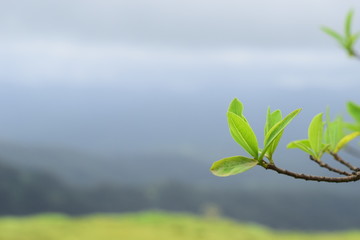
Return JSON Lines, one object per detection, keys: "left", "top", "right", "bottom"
{"left": 0, "top": 0, "right": 359, "bottom": 156}
{"left": 0, "top": 0, "right": 359, "bottom": 88}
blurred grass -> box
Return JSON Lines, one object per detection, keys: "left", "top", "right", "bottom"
{"left": 0, "top": 211, "right": 358, "bottom": 240}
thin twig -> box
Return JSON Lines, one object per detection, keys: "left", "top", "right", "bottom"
{"left": 330, "top": 152, "right": 359, "bottom": 172}
{"left": 263, "top": 163, "right": 360, "bottom": 183}
{"left": 309, "top": 155, "right": 352, "bottom": 176}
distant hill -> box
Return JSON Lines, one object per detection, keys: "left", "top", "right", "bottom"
{"left": 0, "top": 140, "right": 357, "bottom": 191}
{"left": 1, "top": 141, "right": 360, "bottom": 230}
{"left": 0, "top": 160, "right": 78, "bottom": 214}
{"left": 1, "top": 156, "right": 360, "bottom": 230}
{"left": 0, "top": 141, "right": 214, "bottom": 187}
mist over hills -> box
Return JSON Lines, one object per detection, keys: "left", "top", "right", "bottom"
{"left": 0, "top": 62, "right": 358, "bottom": 154}
{"left": 1, "top": 154, "right": 360, "bottom": 230}
{"left": 0, "top": 138, "right": 359, "bottom": 194}
{"left": 0, "top": 141, "right": 211, "bottom": 187}
{"left": 0, "top": 81, "right": 359, "bottom": 230}
{"left": 0, "top": 80, "right": 358, "bottom": 190}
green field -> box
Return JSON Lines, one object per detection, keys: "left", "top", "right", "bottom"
{"left": 0, "top": 211, "right": 358, "bottom": 240}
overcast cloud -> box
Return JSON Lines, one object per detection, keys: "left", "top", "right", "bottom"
{"left": 0, "top": 0, "right": 359, "bottom": 87}
{"left": 1, "top": 0, "right": 359, "bottom": 46}
{"left": 0, "top": 0, "right": 359, "bottom": 156}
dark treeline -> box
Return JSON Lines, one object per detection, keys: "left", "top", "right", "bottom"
{"left": 1, "top": 161, "right": 360, "bottom": 231}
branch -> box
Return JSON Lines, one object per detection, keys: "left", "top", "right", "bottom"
{"left": 309, "top": 155, "right": 352, "bottom": 176}
{"left": 263, "top": 163, "right": 360, "bottom": 183}
{"left": 330, "top": 152, "right": 359, "bottom": 172}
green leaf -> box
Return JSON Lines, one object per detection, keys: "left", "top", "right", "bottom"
{"left": 345, "top": 122, "right": 360, "bottom": 131}
{"left": 227, "top": 112, "right": 259, "bottom": 159}
{"left": 321, "top": 27, "right": 344, "bottom": 45}
{"left": 320, "top": 144, "right": 331, "bottom": 157}
{"left": 228, "top": 98, "right": 245, "bottom": 119}
{"left": 345, "top": 10, "right": 354, "bottom": 38}
{"left": 352, "top": 31, "right": 360, "bottom": 43}
{"left": 259, "top": 108, "right": 302, "bottom": 160}
{"left": 348, "top": 34, "right": 357, "bottom": 47}
{"left": 263, "top": 108, "right": 282, "bottom": 160}
{"left": 324, "top": 108, "right": 333, "bottom": 149}
{"left": 287, "top": 139, "right": 315, "bottom": 156}
{"left": 264, "top": 108, "right": 282, "bottom": 136}
{"left": 308, "top": 113, "right": 324, "bottom": 158}
{"left": 210, "top": 156, "right": 258, "bottom": 177}
{"left": 266, "top": 131, "right": 283, "bottom": 160}
{"left": 334, "top": 131, "right": 360, "bottom": 153}
{"left": 347, "top": 102, "right": 360, "bottom": 123}
{"left": 324, "top": 117, "right": 344, "bottom": 151}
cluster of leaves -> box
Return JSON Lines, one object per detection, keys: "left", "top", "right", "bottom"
{"left": 288, "top": 112, "right": 360, "bottom": 160}
{"left": 210, "top": 10, "right": 360, "bottom": 181}
{"left": 210, "top": 99, "right": 360, "bottom": 178}
{"left": 322, "top": 10, "right": 360, "bottom": 58}
{"left": 210, "top": 98, "right": 301, "bottom": 176}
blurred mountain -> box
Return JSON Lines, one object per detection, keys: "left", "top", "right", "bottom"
{"left": 0, "top": 160, "right": 77, "bottom": 214}
{"left": 1, "top": 156, "right": 360, "bottom": 230}
{"left": 0, "top": 81, "right": 357, "bottom": 230}
{"left": 0, "top": 140, "right": 358, "bottom": 194}
{"left": 0, "top": 141, "right": 214, "bottom": 187}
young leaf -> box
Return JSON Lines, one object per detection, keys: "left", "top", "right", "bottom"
{"left": 345, "top": 122, "right": 360, "bottom": 131}
{"left": 352, "top": 31, "right": 360, "bottom": 44}
{"left": 287, "top": 139, "right": 315, "bottom": 156}
{"left": 334, "top": 132, "right": 360, "bottom": 153}
{"left": 263, "top": 108, "right": 282, "bottom": 160}
{"left": 308, "top": 113, "right": 324, "bottom": 158}
{"left": 264, "top": 108, "right": 282, "bottom": 136}
{"left": 228, "top": 98, "right": 245, "bottom": 119}
{"left": 324, "top": 117, "right": 344, "bottom": 152}
{"left": 259, "top": 108, "right": 301, "bottom": 160}
{"left": 319, "top": 144, "right": 331, "bottom": 158}
{"left": 321, "top": 27, "right": 344, "bottom": 45}
{"left": 227, "top": 112, "right": 259, "bottom": 159}
{"left": 345, "top": 10, "right": 354, "bottom": 38}
{"left": 264, "top": 107, "right": 271, "bottom": 135}
{"left": 265, "top": 132, "right": 283, "bottom": 162}
{"left": 324, "top": 109, "right": 333, "bottom": 149}
{"left": 347, "top": 102, "right": 360, "bottom": 123}
{"left": 210, "top": 156, "right": 258, "bottom": 177}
